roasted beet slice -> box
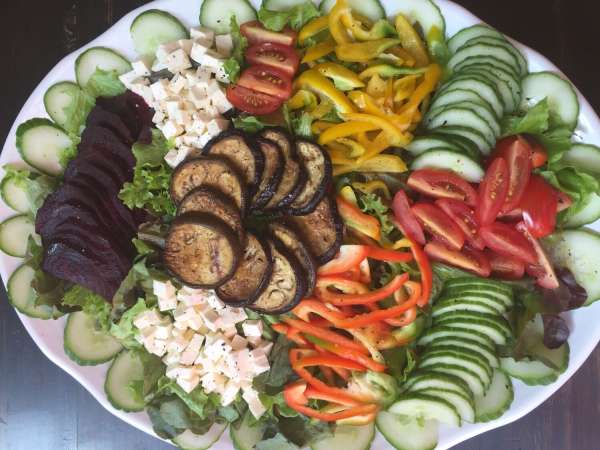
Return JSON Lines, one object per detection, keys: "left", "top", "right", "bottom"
{"left": 164, "top": 212, "right": 242, "bottom": 288}
{"left": 216, "top": 232, "right": 273, "bottom": 306}
{"left": 86, "top": 107, "right": 134, "bottom": 145}
{"left": 63, "top": 153, "right": 128, "bottom": 194}
{"left": 96, "top": 91, "right": 153, "bottom": 144}
{"left": 251, "top": 137, "right": 284, "bottom": 211}
{"left": 79, "top": 126, "right": 136, "bottom": 167}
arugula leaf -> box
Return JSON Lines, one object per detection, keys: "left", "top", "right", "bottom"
{"left": 358, "top": 192, "right": 395, "bottom": 236}
{"left": 290, "top": 112, "right": 313, "bottom": 138}
{"left": 258, "top": 2, "right": 320, "bottom": 32}
{"left": 1, "top": 166, "right": 57, "bottom": 215}
{"left": 84, "top": 68, "right": 127, "bottom": 98}
{"left": 233, "top": 115, "right": 271, "bottom": 133}
{"left": 62, "top": 284, "right": 112, "bottom": 331}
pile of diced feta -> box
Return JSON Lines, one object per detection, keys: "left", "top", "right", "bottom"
{"left": 119, "top": 27, "right": 234, "bottom": 169}
{"left": 133, "top": 280, "right": 273, "bottom": 419}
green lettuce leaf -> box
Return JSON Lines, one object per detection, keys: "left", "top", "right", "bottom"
{"left": 61, "top": 88, "right": 95, "bottom": 135}
{"left": 258, "top": 2, "right": 320, "bottom": 32}
{"left": 290, "top": 112, "right": 313, "bottom": 139}
{"left": 256, "top": 433, "right": 299, "bottom": 450}
{"left": 232, "top": 115, "right": 271, "bottom": 133}
{"left": 223, "top": 58, "right": 241, "bottom": 83}
{"left": 253, "top": 335, "right": 295, "bottom": 391}
{"left": 223, "top": 16, "right": 248, "bottom": 82}
{"left": 358, "top": 192, "right": 395, "bottom": 237}
{"left": 84, "top": 68, "right": 127, "bottom": 98}
{"left": 62, "top": 284, "right": 112, "bottom": 332}
{"left": 1, "top": 166, "right": 57, "bottom": 215}
{"left": 110, "top": 297, "right": 151, "bottom": 349}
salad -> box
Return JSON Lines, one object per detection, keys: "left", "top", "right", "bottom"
{"left": 2, "top": 0, "right": 600, "bottom": 449}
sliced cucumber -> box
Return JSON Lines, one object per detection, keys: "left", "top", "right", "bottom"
{"left": 500, "top": 357, "right": 559, "bottom": 386}
{"left": 559, "top": 144, "right": 600, "bottom": 175}
{"left": 448, "top": 42, "right": 522, "bottom": 79}
{"left": 105, "top": 350, "right": 145, "bottom": 412}
{"left": 75, "top": 47, "right": 131, "bottom": 88}
{"left": 442, "top": 289, "right": 513, "bottom": 311}
{"left": 517, "top": 315, "right": 570, "bottom": 372}
{"left": 404, "top": 370, "right": 473, "bottom": 399}
{"left": 412, "top": 388, "right": 475, "bottom": 423}
{"left": 448, "top": 24, "right": 504, "bottom": 54}
{"left": 264, "top": 0, "right": 312, "bottom": 11}
{"left": 64, "top": 311, "right": 123, "bottom": 366}
{"left": 440, "top": 74, "right": 505, "bottom": 117}
{"left": 431, "top": 88, "right": 500, "bottom": 121}
{"left": 411, "top": 149, "right": 484, "bottom": 183}
{"left": 419, "top": 353, "right": 490, "bottom": 395}
{"left": 474, "top": 369, "right": 514, "bottom": 422}
{"left": 311, "top": 423, "right": 375, "bottom": 450}
{"left": 130, "top": 9, "right": 188, "bottom": 56}
{"left": 426, "top": 100, "right": 500, "bottom": 137}
{"left": 444, "top": 277, "right": 513, "bottom": 300}
{"left": 463, "top": 36, "right": 527, "bottom": 77}
{"left": 521, "top": 72, "right": 580, "bottom": 130}
{"left": 433, "top": 297, "right": 504, "bottom": 316}
{"left": 0, "top": 214, "right": 36, "bottom": 257}
{"left": 172, "top": 422, "right": 228, "bottom": 450}
{"left": 419, "top": 326, "right": 496, "bottom": 350}
{"left": 376, "top": 412, "right": 438, "bottom": 450}
{"left": 200, "top": 0, "right": 257, "bottom": 34}
{"left": 433, "top": 316, "right": 510, "bottom": 346}
{"left": 388, "top": 394, "right": 460, "bottom": 427}
{"left": 565, "top": 193, "right": 600, "bottom": 228}
{"left": 543, "top": 229, "right": 600, "bottom": 305}
{"left": 426, "top": 337, "right": 500, "bottom": 368}
{"left": 1, "top": 174, "right": 30, "bottom": 213}
{"left": 458, "top": 67, "right": 518, "bottom": 113}
{"left": 428, "top": 125, "right": 490, "bottom": 155}
{"left": 390, "top": 0, "right": 445, "bottom": 37}
{"left": 44, "top": 81, "right": 84, "bottom": 131}
{"left": 231, "top": 412, "right": 265, "bottom": 450}
{"left": 433, "top": 311, "right": 512, "bottom": 336}
{"left": 406, "top": 135, "right": 471, "bottom": 156}
{"left": 320, "top": 0, "right": 385, "bottom": 22}
{"left": 7, "top": 264, "right": 55, "bottom": 319}
{"left": 423, "top": 345, "right": 496, "bottom": 373}
{"left": 16, "top": 118, "right": 73, "bottom": 176}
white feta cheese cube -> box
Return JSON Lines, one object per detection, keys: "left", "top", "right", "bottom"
{"left": 222, "top": 325, "right": 237, "bottom": 339}
{"left": 154, "top": 323, "right": 173, "bottom": 340}
{"left": 257, "top": 341, "right": 274, "bottom": 355}
{"left": 246, "top": 335, "right": 262, "bottom": 347}
{"left": 163, "top": 351, "right": 181, "bottom": 366}
{"left": 150, "top": 338, "right": 168, "bottom": 357}
{"left": 183, "top": 69, "right": 200, "bottom": 86}
{"left": 162, "top": 120, "right": 184, "bottom": 139}
{"left": 206, "top": 78, "right": 221, "bottom": 95}
{"left": 151, "top": 60, "right": 168, "bottom": 72}
{"left": 174, "top": 109, "right": 192, "bottom": 127}
{"left": 177, "top": 39, "right": 194, "bottom": 55}
{"left": 206, "top": 293, "right": 225, "bottom": 310}
{"left": 197, "top": 133, "right": 213, "bottom": 148}
{"left": 154, "top": 279, "right": 177, "bottom": 299}
{"left": 234, "top": 349, "right": 254, "bottom": 381}
{"left": 221, "top": 380, "right": 241, "bottom": 406}
{"left": 156, "top": 42, "right": 180, "bottom": 62}
{"left": 196, "top": 67, "right": 212, "bottom": 83}
{"left": 243, "top": 388, "right": 266, "bottom": 419}
{"left": 152, "top": 110, "right": 166, "bottom": 124}
{"left": 242, "top": 320, "right": 264, "bottom": 338}
{"left": 118, "top": 70, "right": 140, "bottom": 88}
{"left": 169, "top": 329, "right": 194, "bottom": 353}
{"left": 130, "top": 84, "right": 155, "bottom": 106}
{"left": 169, "top": 74, "right": 187, "bottom": 94}
{"left": 180, "top": 334, "right": 205, "bottom": 365}
{"left": 190, "top": 42, "right": 210, "bottom": 63}
{"left": 166, "top": 364, "right": 184, "bottom": 379}
{"left": 215, "top": 34, "right": 233, "bottom": 57}
{"left": 200, "top": 372, "right": 218, "bottom": 393}
{"left": 166, "top": 49, "right": 192, "bottom": 73}
{"left": 158, "top": 296, "right": 177, "bottom": 312}
{"left": 214, "top": 65, "right": 230, "bottom": 84}
{"left": 231, "top": 335, "right": 248, "bottom": 351}
{"left": 150, "top": 79, "right": 170, "bottom": 101}
{"left": 165, "top": 98, "right": 182, "bottom": 117}
{"left": 211, "top": 89, "right": 233, "bottom": 113}
{"left": 199, "top": 50, "right": 225, "bottom": 71}
{"left": 205, "top": 338, "right": 232, "bottom": 361}
{"left": 206, "top": 118, "right": 229, "bottom": 137}
{"left": 190, "top": 27, "right": 215, "bottom": 47}
{"left": 200, "top": 309, "right": 220, "bottom": 331}
{"left": 190, "top": 83, "right": 208, "bottom": 101}
{"left": 132, "top": 58, "right": 152, "bottom": 76}
{"left": 178, "top": 375, "right": 200, "bottom": 394}
{"left": 133, "top": 309, "right": 163, "bottom": 329}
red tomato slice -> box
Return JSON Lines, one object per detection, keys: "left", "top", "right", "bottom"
{"left": 525, "top": 136, "right": 548, "bottom": 168}
{"left": 237, "top": 65, "right": 293, "bottom": 100}
{"left": 317, "top": 245, "right": 368, "bottom": 276}
{"left": 240, "top": 21, "right": 297, "bottom": 47}
{"left": 226, "top": 85, "right": 283, "bottom": 115}
{"left": 425, "top": 241, "right": 491, "bottom": 277}
{"left": 412, "top": 203, "right": 466, "bottom": 251}
{"left": 516, "top": 222, "right": 559, "bottom": 289}
{"left": 391, "top": 190, "right": 425, "bottom": 245}
{"left": 519, "top": 175, "right": 558, "bottom": 238}
{"left": 476, "top": 157, "right": 509, "bottom": 226}
{"left": 500, "top": 137, "right": 531, "bottom": 213}
{"left": 484, "top": 249, "right": 525, "bottom": 280}
{"left": 407, "top": 169, "right": 477, "bottom": 207}
{"left": 479, "top": 222, "right": 537, "bottom": 265}
{"left": 435, "top": 198, "right": 485, "bottom": 250}
{"left": 246, "top": 42, "right": 300, "bottom": 77}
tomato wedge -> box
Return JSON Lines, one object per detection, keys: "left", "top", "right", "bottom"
{"left": 407, "top": 169, "right": 477, "bottom": 207}
{"left": 476, "top": 157, "right": 509, "bottom": 226}
{"left": 240, "top": 21, "right": 297, "bottom": 47}
{"left": 246, "top": 42, "right": 300, "bottom": 77}
{"left": 519, "top": 175, "right": 558, "bottom": 238}
{"left": 484, "top": 249, "right": 525, "bottom": 280}
{"left": 500, "top": 136, "right": 531, "bottom": 213}
{"left": 424, "top": 241, "right": 491, "bottom": 277}
{"left": 411, "top": 203, "right": 466, "bottom": 251}
{"left": 479, "top": 222, "right": 537, "bottom": 265}
{"left": 226, "top": 84, "right": 282, "bottom": 115}
{"left": 435, "top": 198, "right": 485, "bottom": 250}
{"left": 237, "top": 65, "right": 293, "bottom": 100}
{"left": 391, "top": 190, "right": 425, "bottom": 245}
{"left": 516, "top": 222, "right": 559, "bottom": 289}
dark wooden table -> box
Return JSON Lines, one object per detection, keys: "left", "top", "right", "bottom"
{"left": 1, "top": 1, "right": 599, "bottom": 449}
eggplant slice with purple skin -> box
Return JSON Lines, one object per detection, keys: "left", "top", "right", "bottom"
{"left": 286, "top": 139, "right": 332, "bottom": 216}
{"left": 164, "top": 212, "right": 242, "bottom": 288}
{"left": 169, "top": 155, "right": 248, "bottom": 215}
{"left": 259, "top": 127, "right": 307, "bottom": 211}
{"left": 216, "top": 232, "right": 273, "bottom": 307}
{"left": 251, "top": 137, "right": 285, "bottom": 211}
{"left": 247, "top": 235, "right": 306, "bottom": 314}
{"left": 287, "top": 194, "right": 343, "bottom": 265}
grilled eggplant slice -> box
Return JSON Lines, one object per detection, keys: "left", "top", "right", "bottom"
{"left": 216, "top": 232, "right": 273, "bottom": 306}
{"left": 164, "top": 212, "right": 241, "bottom": 288}
{"left": 249, "top": 236, "right": 306, "bottom": 314}
{"left": 287, "top": 139, "right": 332, "bottom": 216}
{"left": 169, "top": 156, "right": 247, "bottom": 214}
{"left": 203, "top": 130, "right": 264, "bottom": 196}
{"left": 259, "top": 127, "right": 306, "bottom": 211}
{"left": 178, "top": 186, "right": 245, "bottom": 245}
{"left": 251, "top": 137, "right": 284, "bottom": 210}
{"left": 288, "top": 194, "right": 343, "bottom": 265}
{"left": 268, "top": 222, "right": 317, "bottom": 295}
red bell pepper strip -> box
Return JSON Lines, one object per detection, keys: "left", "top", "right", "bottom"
{"left": 365, "top": 246, "right": 413, "bottom": 263}
{"left": 293, "top": 299, "right": 347, "bottom": 323}
{"left": 337, "top": 196, "right": 382, "bottom": 241}
{"left": 272, "top": 322, "right": 311, "bottom": 346}
{"left": 283, "top": 317, "right": 368, "bottom": 353}
{"left": 383, "top": 282, "right": 421, "bottom": 327}
{"left": 358, "top": 258, "right": 372, "bottom": 284}
{"left": 318, "top": 245, "right": 368, "bottom": 276}
{"left": 304, "top": 334, "right": 387, "bottom": 372}
{"left": 319, "top": 274, "right": 409, "bottom": 306}
{"left": 409, "top": 240, "right": 432, "bottom": 307}
{"left": 316, "top": 276, "right": 370, "bottom": 295}
{"left": 304, "top": 387, "right": 361, "bottom": 407}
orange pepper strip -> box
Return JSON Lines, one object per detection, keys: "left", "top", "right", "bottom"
{"left": 283, "top": 317, "right": 368, "bottom": 353}
{"left": 366, "top": 246, "right": 413, "bottom": 263}
{"left": 337, "top": 196, "right": 382, "bottom": 241}
{"left": 314, "top": 346, "right": 351, "bottom": 380}
{"left": 409, "top": 240, "right": 432, "bottom": 307}
{"left": 319, "top": 273, "right": 409, "bottom": 306}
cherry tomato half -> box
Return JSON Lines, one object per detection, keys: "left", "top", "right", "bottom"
{"left": 484, "top": 249, "right": 525, "bottom": 280}
{"left": 407, "top": 169, "right": 477, "bottom": 207}
{"left": 237, "top": 65, "right": 293, "bottom": 100}
{"left": 435, "top": 198, "right": 485, "bottom": 250}
{"left": 226, "top": 84, "right": 283, "bottom": 115}
{"left": 246, "top": 42, "right": 300, "bottom": 77}
{"left": 500, "top": 136, "right": 531, "bottom": 213}
{"left": 424, "top": 241, "right": 491, "bottom": 277}
{"left": 479, "top": 221, "right": 537, "bottom": 265}
{"left": 519, "top": 175, "right": 558, "bottom": 239}
{"left": 391, "top": 190, "right": 425, "bottom": 245}
{"left": 476, "top": 157, "right": 509, "bottom": 226}
{"left": 240, "top": 21, "right": 297, "bottom": 47}
{"left": 516, "top": 222, "right": 559, "bottom": 289}
{"left": 412, "top": 203, "right": 466, "bottom": 251}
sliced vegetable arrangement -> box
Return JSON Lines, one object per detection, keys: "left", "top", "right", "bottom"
{"left": 1, "top": 1, "right": 600, "bottom": 450}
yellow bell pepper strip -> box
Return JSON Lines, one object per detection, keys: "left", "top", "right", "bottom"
{"left": 288, "top": 89, "right": 318, "bottom": 110}
{"left": 358, "top": 64, "right": 426, "bottom": 80}
{"left": 326, "top": 144, "right": 356, "bottom": 165}
{"left": 312, "top": 120, "right": 335, "bottom": 134}
{"left": 427, "top": 25, "right": 449, "bottom": 64}
{"left": 318, "top": 121, "right": 379, "bottom": 145}
{"left": 329, "top": 0, "right": 352, "bottom": 44}
{"left": 343, "top": 113, "right": 408, "bottom": 146}
{"left": 314, "top": 62, "right": 365, "bottom": 91}
{"left": 336, "top": 138, "right": 366, "bottom": 157}
{"left": 394, "top": 14, "right": 429, "bottom": 67}
{"left": 337, "top": 196, "right": 381, "bottom": 241}
{"left": 347, "top": 91, "right": 412, "bottom": 133}
{"left": 311, "top": 99, "right": 334, "bottom": 120}
{"left": 387, "top": 46, "right": 416, "bottom": 66}
{"left": 341, "top": 14, "right": 397, "bottom": 41}
{"left": 393, "top": 75, "right": 419, "bottom": 103}
{"left": 302, "top": 38, "right": 336, "bottom": 63}
{"left": 299, "top": 16, "right": 330, "bottom": 45}
{"left": 358, "top": 154, "right": 408, "bottom": 173}
{"left": 295, "top": 69, "right": 356, "bottom": 114}
{"left": 339, "top": 185, "right": 358, "bottom": 205}
{"left": 397, "top": 63, "right": 442, "bottom": 119}
{"left": 366, "top": 73, "right": 387, "bottom": 98}
{"left": 335, "top": 38, "right": 402, "bottom": 63}
{"left": 352, "top": 180, "right": 391, "bottom": 199}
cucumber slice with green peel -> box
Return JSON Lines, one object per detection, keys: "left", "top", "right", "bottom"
{"left": 440, "top": 74, "right": 505, "bottom": 117}
{"left": 559, "top": 144, "right": 600, "bottom": 175}
{"left": 500, "top": 357, "right": 559, "bottom": 386}
{"left": 7, "top": 264, "right": 55, "bottom": 319}
{"left": 376, "top": 412, "right": 438, "bottom": 450}
{"left": 411, "top": 149, "right": 484, "bottom": 183}
{"left": 448, "top": 24, "right": 505, "bottom": 54}
{"left": 311, "top": 423, "right": 375, "bottom": 450}
{"left": 64, "top": 311, "right": 123, "bottom": 366}
{"left": 445, "top": 276, "right": 514, "bottom": 293}
{"left": 423, "top": 345, "right": 496, "bottom": 372}
{"left": 412, "top": 388, "right": 475, "bottom": 423}
{"left": 104, "top": 350, "right": 145, "bottom": 412}
{"left": 231, "top": 413, "right": 265, "bottom": 450}
{"left": 453, "top": 54, "right": 520, "bottom": 79}
{"left": 404, "top": 370, "right": 473, "bottom": 399}
{"left": 75, "top": 47, "right": 131, "bottom": 87}
{"left": 1, "top": 175, "right": 30, "bottom": 213}
{"left": 463, "top": 36, "right": 527, "bottom": 77}
{"left": 426, "top": 100, "right": 501, "bottom": 136}
{"left": 131, "top": 9, "right": 189, "bottom": 56}
{"left": 418, "top": 363, "right": 487, "bottom": 398}
{"left": 428, "top": 125, "right": 490, "bottom": 155}
{"left": 264, "top": 0, "right": 312, "bottom": 10}
{"left": 405, "top": 135, "right": 471, "bottom": 156}
{"left": 427, "top": 104, "right": 497, "bottom": 147}
{"left": 426, "top": 337, "right": 500, "bottom": 368}
{"left": 448, "top": 42, "right": 522, "bottom": 79}
{"left": 0, "top": 214, "right": 36, "bottom": 257}
{"left": 431, "top": 88, "right": 500, "bottom": 121}
{"left": 200, "top": 0, "right": 257, "bottom": 34}
{"left": 388, "top": 394, "right": 460, "bottom": 427}
{"left": 172, "top": 422, "right": 228, "bottom": 450}
{"left": 419, "top": 325, "right": 496, "bottom": 350}
{"left": 433, "top": 297, "right": 504, "bottom": 316}
{"left": 419, "top": 352, "right": 491, "bottom": 392}
{"left": 16, "top": 118, "right": 73, "bottom": 176}
{"left": 521, "top": 72, "right": 579, "bottom": 129}
{"left": 433, "top": 316, "right": 511, "bottom": 346}
{"left": 565, "top": 193, "right": 600, "bottom": 228}
{"left": 390, "top": 0, "right": 446, "bottom": 38}
{"left": 458, "top": 67, "right": 518, "bottom": 113}
{"left": 543, "top": 229, "right": 600, "bottom": 305}
{"left": 433, "top": 310, "right": 512, "bottom": 336}
{"left": 516, "top": 315, "right": 570, "bottom": 372}
{"left": 441, "top": 289, "right": 513, "bottom": 309}
{"left": 319, "top": 0, "right": 385, "bottom": 21}
{"left": 44, "top": 81, "right": 84, "bottom": 131}
{"left": 474, "top": 369, "right": 514, "bottom": 422}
